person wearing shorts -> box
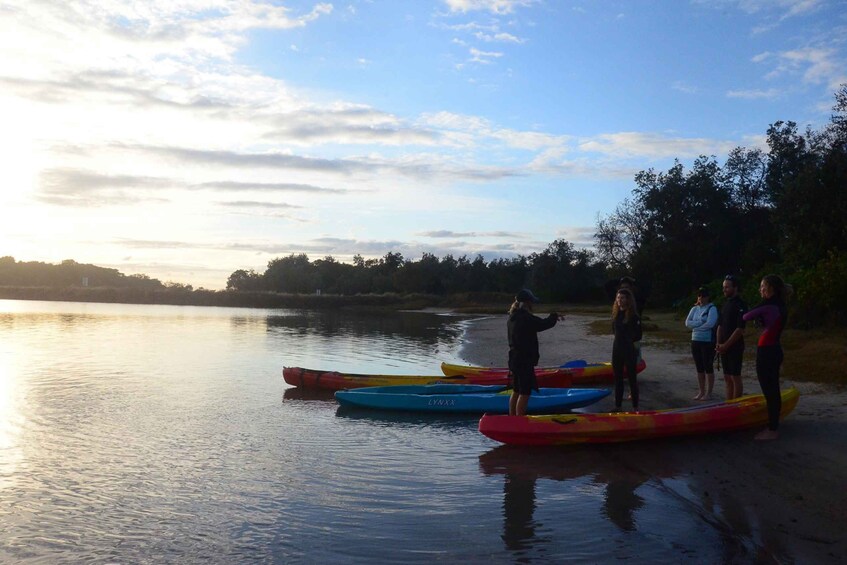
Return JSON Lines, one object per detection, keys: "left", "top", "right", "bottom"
{"left": 685, "top": 287, "right": 719, "bottom": 400}
{"left": 507, "top": 288, "right": 561, "bottom": 416}
{"left": 716, "top": 275, "right": 747, "bottom": 400}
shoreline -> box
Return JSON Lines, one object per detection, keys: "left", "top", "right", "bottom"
{"left": 458, "top": 312, "right": 847, "bottom": 563}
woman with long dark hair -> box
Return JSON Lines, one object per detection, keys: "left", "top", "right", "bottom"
{"left": 743, "top": 274, "right": 793, "bottom": 440}
{"left": 612, "top": 288, "right": 642, "bottom": 412}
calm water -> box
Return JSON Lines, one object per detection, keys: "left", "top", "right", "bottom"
{"left": 0, "top": 300, "right": 775, "bottom": 563}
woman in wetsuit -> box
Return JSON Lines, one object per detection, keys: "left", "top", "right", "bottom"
{"left": 743, "top": 274, "right": 792, "bottom": 441}
{"left": 612, "top": 288, "right": 642, "bottom": 412}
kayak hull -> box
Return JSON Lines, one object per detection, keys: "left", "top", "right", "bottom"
{"left": 478, "top": 388, "right": 800, "bottom": 445}
{"left": 283, "top": 366, "right": 591, "bottom": 391}
{"left": 439, "top": 359, "right": 647, "bottom": 385}
{"left": 336, "top": 385, "right": 611, "bottom": 414}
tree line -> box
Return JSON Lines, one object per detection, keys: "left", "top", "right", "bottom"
{"left": 226, "top": 240, "right": 607, "bottom": 304}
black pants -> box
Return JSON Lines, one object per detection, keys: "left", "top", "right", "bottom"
{"left": 756, "top": 345, "right": 783, "bottom": 431}
{"left": 613, "top": 346, "right": 638, "bottom": 408}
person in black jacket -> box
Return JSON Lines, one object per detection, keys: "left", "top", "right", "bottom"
{"left": 612, "top": 288, "right": 642, "bottom": 412}
{"left": 507, "top": 288, "right": 562, "bottom": 416}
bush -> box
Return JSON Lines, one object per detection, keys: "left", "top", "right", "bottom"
{"left": 788, "top": 250, "right": 847, "bottom": 327}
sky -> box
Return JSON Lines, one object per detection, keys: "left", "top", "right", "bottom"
{"left": 1, "top": 0, "right": 845, "bottom": 290}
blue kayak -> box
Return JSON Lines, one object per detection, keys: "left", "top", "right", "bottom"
{"left": 334, "top": 384, "right": 610, "bottom": 414}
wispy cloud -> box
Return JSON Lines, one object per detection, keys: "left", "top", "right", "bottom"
{"left": 417, "top": 230, "right": 524, "bottom": 238}
{"left": 578, "top": 132, "right": 737, "bottom": 160}
{"left": 443, "top": 0, "right": 536, "bottom": 15}
{"left": 468, "top": 47, "right": 504, "bottom": 64}
{"left": 726, "top": 88, "right": 781, "bottom": 99}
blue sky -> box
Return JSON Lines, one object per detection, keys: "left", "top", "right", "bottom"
{"left": 1, "top": 0, "right": 845, "bottom": 289}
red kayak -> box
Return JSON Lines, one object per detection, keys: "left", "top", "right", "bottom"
{"left": 283, "top": 365, "right": 594, "bottom": 391}
{"left": 478, "top": 388, "right": 800, "bottom": 446}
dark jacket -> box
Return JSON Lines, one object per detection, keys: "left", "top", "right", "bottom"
{"left": 612, "top": 311, "right": 642, "bottom": 354}
{"left": 507, "top": 307, "right": 558, "bottom": 369}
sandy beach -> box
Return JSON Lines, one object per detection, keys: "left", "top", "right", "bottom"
{"left": 459, "top": 312, "right": 847, "bottom": 564}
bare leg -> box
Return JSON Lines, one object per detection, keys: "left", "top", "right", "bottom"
{"left": 516, "top": 394, "right": 530, "bottom": 416}
{"left": 694, "top": 372, "right": 705, "bottom": 400}
{"left": 723, "top": 374, "right": 735, "bottom": 400}
{"left": 731, "top": 375, "right": 743, "bottom": 399}
{"left": 704, "top": 373, "right": 714, "bottom": 399}
{"left": 509, "top": 391, "right": 519, "bottom": 416}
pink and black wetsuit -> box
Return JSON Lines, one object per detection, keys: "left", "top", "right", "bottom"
{"left": 743, "top": 298, "right": 787, "bottom": 431}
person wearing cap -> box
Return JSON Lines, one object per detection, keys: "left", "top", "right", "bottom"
{"left": 685, "top": 286, "right": 719, "bottom": 400}
{"left": 715, "top": 275, "right": 747, "bottom": 400}
{"left": 507, "top": 288, "right": 562, "bottom": 416}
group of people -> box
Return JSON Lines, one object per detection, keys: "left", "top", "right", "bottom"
{"left": 684, "top": 274, "right": 792, "bottom": 440}
{"left": 506, "top": 273, "right": 791, "bottom": 441}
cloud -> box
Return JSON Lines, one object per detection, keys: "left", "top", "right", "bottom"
{"left": 672, "top": 81, "right": 698, "bottom": 94}
{"left": 578, "top": 132, "right": 737, "bottom": 160}
{"left": 36, "top": 167, "right": 349, "bottom": 207}
{"left": 196, "top": 181, "right": 348, "bottom": 194}
{"left": 417, "top": 230, "right": 524, "bottom": 238}
{"left": 696, "top": 0, "right": 823, "bottom": 18}
{"left": 218, "top": 200, "right": 302, "bottom": 209}
{"left": 474, "top": 31, "right": 525, "bottom": 43}
{"left": 37, "top": 168, "right": 175, "bottom": 206}
{"left": 263, "top": 106, "right": 440, "bottom": 146}
{"left": 443, "top": 0, "right": 536, "bottom": 15}
{"left": 726, "top": 88, "right": 780, "bottom": 99}
{"left": 469, "top": 47, "right": 504, "bottom": 64}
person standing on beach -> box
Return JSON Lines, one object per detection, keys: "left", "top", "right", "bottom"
{"left": 612, "top": 288, "right": 642, "bottom": 412}
{"left": 507, "top": 288, "right": 561, "bottom": 416}
{"left": 685, "top": 287, "right": 719, "bottom": 400}
{"left": 715, "top": 275, "right": 747, "bottom": 399}
{"left": 743, "top": 274, "right": 792, "bottom": 440}
{"left": 604, "top": 276, "right": 646, "bottom": 359}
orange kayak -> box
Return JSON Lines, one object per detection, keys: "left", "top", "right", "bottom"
{"left": 282, "top": 364, "right": 601, "bottom": 391}
{"left": 478, "top": 388, "right": 799, "bottom": 446}
{"left": 283, "top": 366, "right": 504, "bottom": 391}
{"left": 440, "top": 358, "right": 647, "bottom": 385}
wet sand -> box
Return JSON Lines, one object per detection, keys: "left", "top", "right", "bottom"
{"left": 459, "top": 312, "right": 847, "bottom": 564}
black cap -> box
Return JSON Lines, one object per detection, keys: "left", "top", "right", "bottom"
{"left": 516, "top": 288, "right": 541, "bottom": 303}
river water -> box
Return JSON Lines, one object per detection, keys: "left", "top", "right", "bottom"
{"left": 1, "top": 300, "right": 762, "bottom": 563}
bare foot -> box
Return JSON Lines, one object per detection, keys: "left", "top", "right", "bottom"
{"left": 754, "top": 429, "right": 779, "bottom": 441}
{"left": 693, "top": 393, "right": 703, "bottom": 400}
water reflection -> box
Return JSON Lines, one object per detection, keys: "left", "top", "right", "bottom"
{"left": 333, "top": 404, "right": 478, "bottom": 429}
{"left": 266, "top": 309, "right": 465, "bottom": 344}
{"left": 282, "top": 387, "right": 337, "bottom": 402}
{"left": 501, "top": 467, "right": 541, "bottom": 552}
{"left": 479, "top": 444, "right": 678, "bottom": 553}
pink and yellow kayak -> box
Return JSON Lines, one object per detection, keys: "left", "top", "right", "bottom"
{"left": 440, "top": 358, "right": 647, "bottom": 386}
{"left": 478, "top": 388, "right": 799, "bottom": 446}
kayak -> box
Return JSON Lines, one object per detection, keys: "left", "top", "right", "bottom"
{"left": 440, "top": 358, "right": 647, "bottom": 386}
{"left": 478, "top": 388, "right": 799, "bottom": 446}
{"left": 335, "top": 384, "right": 611, "bottom": 414}
{"left": 283, "top": 366, "right": 585, "bottom": 391}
